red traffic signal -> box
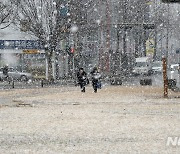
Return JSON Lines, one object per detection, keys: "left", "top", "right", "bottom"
{"left": 70, "top": 47, "right": 75, "bottom": 54}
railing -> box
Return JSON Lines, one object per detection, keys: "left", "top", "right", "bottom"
{"left": 0, "top": 79, "right": 76, "bottom": 89}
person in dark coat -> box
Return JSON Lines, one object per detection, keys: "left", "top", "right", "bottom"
{"left": 91, "top": 67, "right": 101, "bottom": 93}
{"left": 77, "top": 68, "right": 87, "bottom": 92}
{"left": 3, "top": 65, "right": 9, "bottom": 78}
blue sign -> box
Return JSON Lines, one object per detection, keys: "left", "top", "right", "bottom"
{"left": 176, "top": 49, "right": 180, "bottom": 54}
{"left": 0, "top": 40, "right": 44, "bottom": 49}
{"left": 60, "top": 7, "right": 68, "bottom": 17}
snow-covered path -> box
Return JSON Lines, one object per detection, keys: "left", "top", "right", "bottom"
{"left": 0, "top": 86, "right": 180, "bottom": 153}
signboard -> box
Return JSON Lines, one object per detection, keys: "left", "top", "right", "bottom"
{"left": 60, "top": 7, "right": 68, "bottom": 16}
{"left": 23, "top": 49, "right": 40, "bottom": 54}
{"left": 0, "top": 40, "right": 44, "bottom": 50}
{"left": 176, "top": 49, "right": 180, "bottom": 54}
{"left": 146, "top": 39, "right": 155, "bottom": 55}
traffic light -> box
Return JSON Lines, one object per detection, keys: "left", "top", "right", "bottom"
{"left": 176, "top": 49, "right": 180, "bottom": 54}
{"left": 70, "top": 47, "right": 75, "bottom": 54}
{"left": 66, "top": 46, "right": 75, "bottom": 55}
{"left": 162, "top": 0, "right": 180, "bottom": 3}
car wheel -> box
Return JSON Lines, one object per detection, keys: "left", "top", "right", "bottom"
{"left": 140, "top": 78, "right": 152, "bottom": 86}
{"left": 7, "top": 76, "right": 13, "bottom": 82}
{"left": 110, "top": 78, "right": 122, "bottom": 85}
{"left": 168, "top": 79, "right": 176, "bottom": 89}
{"left": 20, "top": 75, "right": 28, "bottom": 82}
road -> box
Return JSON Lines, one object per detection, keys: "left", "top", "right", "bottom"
{"left": 0, "top": 72, "right": 179, "bottom": 90}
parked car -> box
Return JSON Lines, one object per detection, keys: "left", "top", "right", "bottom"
{"left": 132, "top": 57, "right": 153, "bottom": 76}
{"left": 170, "top": 64, "right": 179, "bottom": 71}
{"left": 0, "top": 67, "right": 33, "bottom": 82}
{"left": 167, "top": 64, "right": 180, "bottom": 88}
{"left": 152, "top": 61, "right": 163, "bottom": 74}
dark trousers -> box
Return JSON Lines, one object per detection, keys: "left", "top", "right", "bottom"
{"left": 3, "top": 74, "right": 9, "bottom": 81}
{"left": 92, "top": 80, "right": 98, "bottom": 93}
{"left": 79, "top": 81, "right": 86, "bottom": 92}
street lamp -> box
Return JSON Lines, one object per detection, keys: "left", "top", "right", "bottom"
{"left": 70, "top": 24, "right": 78, "bottom": 79}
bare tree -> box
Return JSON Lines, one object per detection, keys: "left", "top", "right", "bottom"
{"left": 10, "top": 0, "right": 70, "bottom": 81}
{"left": 0, "top": 1, "right": 14, "bottom": 29}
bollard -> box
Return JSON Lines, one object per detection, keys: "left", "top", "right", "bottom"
{"left": 41, "top": 80, "right": 44, "bottom": 88}
{"left": 12, "top": 81, "right": 14, "bottom": 89}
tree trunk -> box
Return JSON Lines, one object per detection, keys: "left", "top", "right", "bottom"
{"left": 46, "top": 50, "right": 54, "bottom": 83}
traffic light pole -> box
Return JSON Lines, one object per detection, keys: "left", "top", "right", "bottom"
{"left": 72, "top": 55, "right": 75, "bottom": 79}
{"left": 166, "top": 3, "right": 170, "bottom": 66}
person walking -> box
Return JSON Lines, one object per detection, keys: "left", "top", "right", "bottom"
{"left": 91, "top": 67, "right": 101, "bottom": 93}
{"left": 77, "top": 68, "right": 88, "bottom": 92}
{"left": 2, "top": 64, "right": 9, "bottom": 81}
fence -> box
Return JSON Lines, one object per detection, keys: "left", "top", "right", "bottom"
{"left": 0, "top": 79, "right": 76, "bottom": 90}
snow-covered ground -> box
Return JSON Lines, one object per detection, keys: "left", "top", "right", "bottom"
{"left": 0, "top": 85, "right": 180, "bottom": 153}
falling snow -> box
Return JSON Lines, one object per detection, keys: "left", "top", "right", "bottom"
{"left": 0, "top": 0, "right": 180, "bottom": 153}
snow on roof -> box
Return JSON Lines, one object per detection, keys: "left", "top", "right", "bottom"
{"left": 0, "top": 24, "right": 38, "bottom": 40}
{"left": 135, "top": 57, "right": 150, "bottom": 62}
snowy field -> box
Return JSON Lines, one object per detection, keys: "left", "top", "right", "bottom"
{"left": 0, "top": 85, "right": 180, "bottom": 153}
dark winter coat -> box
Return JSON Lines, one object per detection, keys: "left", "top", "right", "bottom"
{"left": 91, "top": 69, "right": 102, "bottom": 90}
{"left": 91, "top": 70, "right": 101, "bottom": 82}
{"left": 3, "top": 66, "right": 8, "bottom": 76}
{"left": 77, "top": 71, "right": 87, "bottom": 85}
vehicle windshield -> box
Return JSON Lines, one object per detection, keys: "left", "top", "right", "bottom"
{"left": 152, "top": 62, "right": 162, "bottom": 67}
{"left": 171, "top": 65, "right": 179, "bottom": 70}
{"left": 9, "top": 68, "right": 15, "bottom": 72}
{"left": 170, "top": 66, "right": 178, "bottom": 71}
{"left": 135, "top": 62, "right": 147, "bottom": 67}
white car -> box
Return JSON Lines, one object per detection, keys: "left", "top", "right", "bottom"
{"left": 0, "top": 67, "right": 33, "bottom": 82}
{"left": 132, "top": 57, "right": 153, "bottom": 76}
{"left": 167, "top": 64, "right": 180, "bottom": 88}
{"left": 170, "top": 64, "right": 179, "bottom": 71}
{"left": 152, "top": 61, "right": 163, "bottom": 74}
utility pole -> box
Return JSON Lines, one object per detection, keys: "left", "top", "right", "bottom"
{"left": 151, "top": 0, "right": 158, "bottom": 60}
{"left": 113, "top": 0, "right": 123, "bottom": 77}
{"left": 142, "top": 1, "right": 146, "bottom": 57}
{"left": 166, "top": 3, "right": 170, "bottom": 66}
{"left": 105, "top": 0, "right": 111, "bottom": 73}
{"left": 122, "top": 0, "right": 128, "bottom": 75}
{"left": 162, "top": 57, "right": 168, "bottom": 98}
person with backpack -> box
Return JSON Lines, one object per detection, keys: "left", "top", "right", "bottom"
{"left": 77, "top": 68, "right": 88, "bottom": 92}
{"left": 2, "top": 65, "right": 9, "bottom": 80}
{"left": 90, "top": 67, "right": 101, "bottom": 93}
